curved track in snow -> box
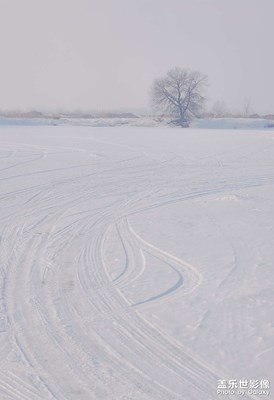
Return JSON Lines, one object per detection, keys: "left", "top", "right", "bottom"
{"left": 1, "top": 126, "right": 273, "bottom": 399}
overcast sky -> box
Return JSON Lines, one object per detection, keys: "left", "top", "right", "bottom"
{"left": 0, "top": 0, "right": 273, "bottom": 113}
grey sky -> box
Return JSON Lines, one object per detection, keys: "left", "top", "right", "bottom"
{"left": 0, "top": 0, "right": 273, "bottom": 113}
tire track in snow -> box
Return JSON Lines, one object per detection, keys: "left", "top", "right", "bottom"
{"left": 113, "top": 217, "right": 202, "bottom": 307}
{"left": 113, "top": 219, "right": 146, "bottom": 288}
{"left": 0, "top": 129, "right": 265, "bottom": 400}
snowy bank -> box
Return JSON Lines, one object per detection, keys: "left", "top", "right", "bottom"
{"left": 191, "top": 117, "right": 274, "bottom": 130}
{"left": 1, "top": 116, "right": 274, "bottom": 129}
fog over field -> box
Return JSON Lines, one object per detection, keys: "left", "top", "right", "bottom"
{"left": 0, "top": 1, "right": 274, "bottom": 399}
{"left": 0, "top": 0, "right": 274, "bottom": 114}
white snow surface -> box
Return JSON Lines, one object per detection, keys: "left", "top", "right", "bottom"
{"left": 0, "top": 125, "right": 273, "bottom": 399}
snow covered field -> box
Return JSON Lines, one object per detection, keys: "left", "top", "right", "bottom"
{"left": 0, "top": 125, "right": 273, "bottom": 399}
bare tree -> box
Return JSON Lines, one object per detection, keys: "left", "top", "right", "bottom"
{"left": 242, "top": 97, "right": 252, "bottom": 117}
{"left": 211, "top": 100, "right": 227, "bottom": 118}
{"left": 151, "top": 67, "right": 208, "bottom": 127}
